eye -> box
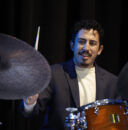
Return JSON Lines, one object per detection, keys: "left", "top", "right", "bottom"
{"left": 78, "top": 39, "right": 86, "bottom": 45}
{"left": 89, "top": 40, "right": 97, "bottom": 46}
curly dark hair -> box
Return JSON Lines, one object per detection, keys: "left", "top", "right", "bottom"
{"left": 71, "top": 20, "right": 104, "bottom": 44}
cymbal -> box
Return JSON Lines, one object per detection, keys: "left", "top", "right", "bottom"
{"left": 0, "top": 33, "right": 51, "bottom": 100}
{"left": 117, "top": 62, "right": 128, "bottom": 99}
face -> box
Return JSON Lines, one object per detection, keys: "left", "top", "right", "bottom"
{"left": 71, "top": 29, "right": 103, "bottom": 68}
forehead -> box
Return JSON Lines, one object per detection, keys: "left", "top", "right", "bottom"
{"left": 76, "top": 29, "right": 99, "bottom": 40}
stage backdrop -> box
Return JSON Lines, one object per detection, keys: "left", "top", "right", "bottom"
{"left": 0, "top": 0, "right": 127, "bottom": 130}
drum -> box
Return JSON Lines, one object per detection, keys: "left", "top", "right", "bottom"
{"left": 79, "top": 99, "right": 128, "bottom": 130}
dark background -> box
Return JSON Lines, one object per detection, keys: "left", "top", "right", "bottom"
{"left": 0, "top": 0, "right": 127, "bottom": 130}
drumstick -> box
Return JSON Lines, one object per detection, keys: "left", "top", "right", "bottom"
{"left": 34, "top": 26, "right": 40, "bottom": 50}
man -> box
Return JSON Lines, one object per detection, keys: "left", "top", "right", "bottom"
{"left": 21, "top": 20, "right": 118, "bottom": 130}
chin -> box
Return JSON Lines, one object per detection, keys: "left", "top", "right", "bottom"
{"left": 80, "top": 62, "right": 89, "bottom": 67}
{"left": 81, "top": 60, "right": 93, "bottom": 67}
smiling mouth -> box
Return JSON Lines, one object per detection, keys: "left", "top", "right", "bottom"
{"left": 82, "top": 55, "right": 90, "bottom": 60}
{"left": 81, "top": 54, "right": 90, "bottom": 57}
{"left": 79, "top": 51, "right": 91, "bottom": 58}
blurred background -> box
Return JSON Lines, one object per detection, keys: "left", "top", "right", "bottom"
{"left": 0, "top": 0, "right": 127, "bottom": 130}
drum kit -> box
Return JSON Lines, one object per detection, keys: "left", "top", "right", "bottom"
{"left": 65, "top": 63, "right": 128, "bottom": 130}
{"left": 65, "top": 99, "right": 128, "bottom": 130}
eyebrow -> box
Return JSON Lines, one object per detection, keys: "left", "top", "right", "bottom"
{"left": 78, "top": 38, "right": 97, "bottom": 42}
{"left": 90, "top": 40, "right": 97, "bottom": 42}
{"left": 78, "top": 38, "right": 86, "bottom": 40}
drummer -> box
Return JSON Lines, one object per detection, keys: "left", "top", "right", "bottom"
{"left": 21, "top": 20, "right": 119, "bottom": 130}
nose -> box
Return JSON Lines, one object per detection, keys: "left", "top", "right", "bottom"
{"left": 83, "top": 42, "right": 89, "bottom": 50}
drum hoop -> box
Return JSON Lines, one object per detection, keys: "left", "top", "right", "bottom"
{"left": 81, "top": 99, "right": 128, "bottom": 110}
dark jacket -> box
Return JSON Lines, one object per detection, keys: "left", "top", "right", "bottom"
{"left": 22, "top": 59, "right": 118, "bottom": 130}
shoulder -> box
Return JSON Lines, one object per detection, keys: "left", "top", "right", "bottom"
{"left": 51, "top": 64, "right": 63, "bottom": 70}
{"left": 50, "top": 62, "right": 66, "bottom": 75}
{"left": 51, "top": 59, "right": 73, "bottom": 72}
{"left": 95, "top": 64, "right": 117, "bottom": 80}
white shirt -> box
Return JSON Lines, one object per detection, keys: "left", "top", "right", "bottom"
{"left": 75, "top": 66, "right": 96, "bottom": 106}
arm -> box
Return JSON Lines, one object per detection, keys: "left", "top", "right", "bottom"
{"left": 23, "top": 94, "right": 39, "bottom": 112}
{"left": 20, "top": 82, "right": 53, "bottom": 118}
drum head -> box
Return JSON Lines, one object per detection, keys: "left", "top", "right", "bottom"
{"left": 80, "top": 99, "right": 128, "bottom": 110}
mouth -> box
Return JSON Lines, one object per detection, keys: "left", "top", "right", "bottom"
{"left": 79, "top": 51, "right": 91, "bottom": 59}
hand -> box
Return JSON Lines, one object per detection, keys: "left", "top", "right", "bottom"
{"left": 24, "top": 94, "right": 39, "bottom": 105}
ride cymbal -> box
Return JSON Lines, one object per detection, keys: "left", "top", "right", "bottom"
{"left": 117, "top": 62, "right": 128, "bottom": 99}
{"left": 0, "top": 33, "right": 51, "bottom": 99}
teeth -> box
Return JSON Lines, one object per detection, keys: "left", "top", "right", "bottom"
{"left": 79, "top": 52, "right": 91, "bottom": 57}
{"left": 82, "top": 54, "right": 89, "bottom": 56}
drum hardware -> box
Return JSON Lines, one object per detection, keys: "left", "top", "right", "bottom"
{"left": 94, "top": 101, "right": 99, "bottom": 115}
{"left": 124, "top": 106, "right": 128, "bottom": 115}
{"left": 123, "top": 100, "right": 128, "bottom": 115}
{"left": 110, "top": 114, "right": 120, "bottom": 123}
{"left": 94, "top": 106, "right": 99, "bottom": 115}
{"left": 65, "top": 107, "right": 78, "bottom": 130}
{"left": 77, "top": 110, "right": 87, "bottom": 129}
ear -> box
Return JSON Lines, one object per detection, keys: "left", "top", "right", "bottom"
{"left": 98, "top": 45, "right": 104, "bottom": 55}
{"left": 70, "top": 41, "right": 74, "bottom": 51}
